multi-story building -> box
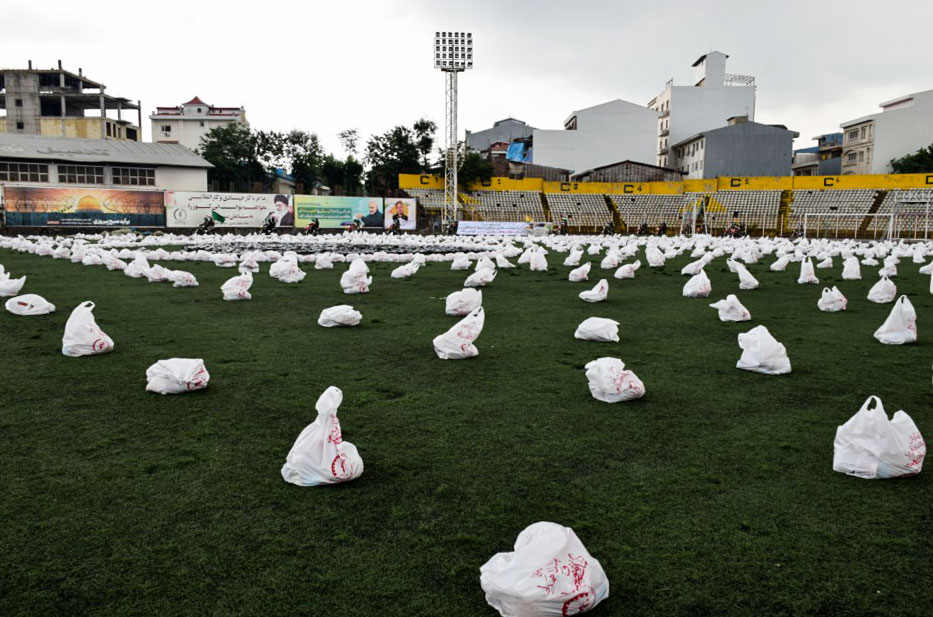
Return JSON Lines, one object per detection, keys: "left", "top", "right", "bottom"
{"left": 530, "top": 99, "right": 658, "bottom": 173}
{"left": 0, "top": 61, "right": 141, "bottom": 141}
{"left": 792, "top": 147, "right": 820, "bottom": 176}
{"left": 648, "top": 51, "right": 756, "bottom": 169}
{"left": 672, "top": 117, "right": 797, "bottom": 179}
{"left": 840, "top": 89, "right": 933, "bottom": 175}
{"left": 814, "top": 133, "right": 843, "bottom": 175}
{"left": 465, "top": 118, "right": 536, "bottom": 153}
{"left": 0, "top": 132, "right": 211, "bottom": 192}
{"left": 150, "top": 97, "right": 247, "bottom": 152}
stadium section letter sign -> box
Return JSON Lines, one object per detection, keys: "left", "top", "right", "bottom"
{"left": 294, "top": 196, "right": 384, "bottom": 229}
{"left": 1, "top": 186, "right": 165, "bottom": 227}
{"left": 383, "top": 198, "right": 417, "bottom": 230}
{"left": 164, "top": 191, "right": 293, "bottom": 228}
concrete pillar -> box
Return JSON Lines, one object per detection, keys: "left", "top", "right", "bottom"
{"left": 100, "top": 87, "right": 106, "bottom": 138}
{"left": 60, "top": 95, "right": 66, "bottom": 137}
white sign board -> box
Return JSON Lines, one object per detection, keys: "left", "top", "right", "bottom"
{"left": 456, "top": 221, "right": 532, "bottom": 236}
{"left": 164, "top": 191, "right": 293, "bottom": 228}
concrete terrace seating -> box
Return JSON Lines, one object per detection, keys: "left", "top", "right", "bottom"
{"left": 789, "top": 189, "right": 877, "bottom": 231}
{"left": 464, "top": 190, "right": 546, "bottom": 222}
{"left": 709, "top": 191, "right": 781, "bottom": 230}
{"left": 875, "top": 189, "right": 933, "bottom": 237}
{"left": 404, "top": 188, "right": 446, "bottom": 210}
{"left": 610, "top": 194, "right": 687, "bottom": 229}
{"left": 545, "top": 193, "right": 612, "bottom": 227}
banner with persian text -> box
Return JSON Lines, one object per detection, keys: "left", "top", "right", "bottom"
{"left": 1, "top": 185, "right": 165, "bottom": 227}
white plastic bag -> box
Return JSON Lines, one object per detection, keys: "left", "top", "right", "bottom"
{"left": 169, "top": 270, "right": 199, "bottom": 288}
{"left": 867, "top": 276, "right": 896, "bottom": 303}
{"left": 340, "top": 259, "right": 372, "bottom": 294}
{"left": 646, "top": 245, "right": 665, "bottom": 267}
{"left": 480, "top": 522, "right": 609, "bottom": 617}
{"left": 318, "top": 305, "right": 362, "bottom": 327}
{"left": 709, "top": 294, "right": 751, "bottom": 322}
{"left": 682, "top": 270, "right": 711, "bottom": 298}
{"left": 568, "top": 262, "right": 591, "bottom": 282}
{"left": 315, "top": 254, "right": 335, "bottom": 270}
{"left": 495, "top": 254, "right": 515, "bottom": 269}
{"left": 5, "top": 294, "right": 55, "bottom": 316}
{"left": 613, "top": 261, "right": 641, "bottom": 279}
{"left": 281, "top": 386, "right": 364, "bottom": 486}
{"left": 62, "top": 301, "right": 114, "bottom": 357}
{"left": 817, "top": 286, "right": 848, "bottom": 312}
{"left": 769, "top": 255, "right": 791, "bottom": 271}
{"left": 476, "top": 257, "right": 496, "bottom": 272}
{"left": 451, "top": 254, "right": 472, "bottom": 270}
{"left": 579, "top": 279, "right": 608, "bottom": 303}
{"left": 123, "top": 254, "right": 149, "bottom": 278}
{"left": 0, "top": 275, "right": 27, "bottom": 297}
{"left": 842, "top": 256, "right": 861, "bottom": 280}
{"left": 816, "top": 257, "right": 833, "bottom": 269}
{"left": 529, "top": 251, "right": 548, "bottom": 272}
{"left": 574, "top": 317, "right": 620, "bottom": 342}
{"left": 833, "top": 395, "right": 925, "bottom": 479}
{"left": 145, "top": 358, "right": 210, "bottom": 395}
{"left": 144, "top": 264, "right": 171, "bottom": 283}
{"left": 464, "top": 268, "right": 497, "bottom": 288}
{"left": 433, "top": 307, "right": 485, "bottom": 359}
{"left": 736, "top": 325, "right": 791, "bottom": 374}
{"left": 584, "top": 357, "right": 645, "bottom": 402}
{"left": 736, "top": 265, "right": 759, "bottom": 290}
{"left": 873, "top": 295, "right": 917, "bottom": 344}
{"left": 563, "top": 248, "right": 583, "bottom": 267}
{"left": 445, "top": 289, "right": 483, "bottom": 316}
{"left": 391, "top": 263, "right": 419, "bottom": 279}
{"left": 797, "top": 258, "right": 819, "bottom": 285}
{"left": 221, "top": 270, "right": 253, "bottom": 301}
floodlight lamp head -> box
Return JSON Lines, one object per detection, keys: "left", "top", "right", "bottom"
{"left": 434, "top": 31, "right": 473, "bottom": 72}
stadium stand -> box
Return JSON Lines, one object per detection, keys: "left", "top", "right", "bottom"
{"left": 404, "top": 188, "right": 446, "bottom": 210}
{"left": 708, "top": 191, "right": 781, "bottom": 231}
{"left": 610, "top": 194, "right": 687, "bottom": 230}
{"left": 545, "top": 193, "right": 612, "bottom": 228}
{"left": 787, "top": 189, "right": 878, "bottom": 234}
{"left": 464, "top": 190, "right": 546, "bottom": 222}
{"left": 875, "top": 189, "right": 933, "bottom": 238}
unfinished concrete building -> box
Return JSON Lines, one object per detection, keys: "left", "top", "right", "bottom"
{"left": 0, "top": 60, "right": 141, "bottom": 141}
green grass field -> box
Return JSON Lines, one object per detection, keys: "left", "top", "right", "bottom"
{"left": 1, "top": 244, "right": 931, "bottom": 617}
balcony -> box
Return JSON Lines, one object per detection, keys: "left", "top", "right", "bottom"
{"left": 659, "top": 128, "right": 669, "bottom": 137}
{"left": 658, "top": 146, "right": 668, "bottom": 155}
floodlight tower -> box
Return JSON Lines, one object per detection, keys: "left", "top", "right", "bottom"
{"left": 434, "top": 31, "right": 473, "bottom": 225}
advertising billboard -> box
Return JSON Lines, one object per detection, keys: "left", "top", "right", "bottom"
{"left": 1, "top": 186, "right": 165, "bottom": 227}
{"left": 294, "top": 196, "right": 384, "bottom": 229}
{"left": 383, "top": 198, "right": 417, "bottom": 230}
{"left": 164, "top": 191, "right": 293, "bottom": 228}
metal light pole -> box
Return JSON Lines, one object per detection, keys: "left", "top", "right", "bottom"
{"left": 434, "top": 31, "right": 473, "bottom": 226}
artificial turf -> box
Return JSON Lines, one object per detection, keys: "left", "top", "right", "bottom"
{"left": 0, "top": 243, "right": 930, "bottom": 617}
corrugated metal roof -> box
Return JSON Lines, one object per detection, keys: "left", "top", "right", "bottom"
{"left": 0, "top": 133, "right": 213, "bottom": 168}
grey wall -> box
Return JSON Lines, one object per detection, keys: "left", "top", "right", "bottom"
{"left": 705, "top": 123, "right": 795, "bottom": 177}
{"left": 818, "top": 156, "right": 842, "bottom": 176}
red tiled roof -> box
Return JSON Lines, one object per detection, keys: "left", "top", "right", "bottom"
{"left": 183, "top": 96, "right": 207, "bottom": 106}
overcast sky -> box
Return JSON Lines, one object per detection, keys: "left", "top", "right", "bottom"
{"left": 4, "top": 0, "right": 933, "bottom": 160}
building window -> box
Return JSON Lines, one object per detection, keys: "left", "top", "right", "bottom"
{"left": 858, "top": 151, "right": 865, "bottom": 162}
{"left": 860, "top": 127, "right": 866, "bottom": 139}
{"left": 847, "top": 129, "right": 858, "bottom": 142}
{"left": 0, "top": 162, "right": 49, "bottom": 182}
{"left": 199, "top": 121, "right": 205, "bottom": 127}
{"left": 106, "top": 123, "right": 112, "bottom": 137}
{"left": 58, "top": 165, "right": 104, "bottom": 184}
{"left": 846, "top": 152, "right": 858, "bottom": 163}
{"left": 162, "top": 125, "right": 172, "bottom": 133}
{"left": 112, "top": 166, "right": 156, "bottom": 186}
{"left": 16, "top": 121, "right": 25, "bottom": 131}
{"left": 14, "top": 98, "right": 23, "bottom": 107}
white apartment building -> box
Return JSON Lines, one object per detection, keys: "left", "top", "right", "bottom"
{"left": 648, "top": 51, "right": 756, "bottom": 169}
{"left": 150, "top": 96, "right": 247, "bottom": 152}
{"left": 530, "top": 99, "right": 658, "bottom": 173}
{"left": 840, "top": 89, "right": 933, "bottom": 175}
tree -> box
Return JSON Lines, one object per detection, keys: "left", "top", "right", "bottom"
{"left": 457, "top": 151, "right": 493, "bottom": 189}
{"left": 338, "top": 129, "right": 359, "bottom": 157}
{"left": 891, "top": 144, "right": 933, "bottom": 174}
{"left": 284, "top": 130, "right": 324, "bottom": 192}
{"left": 412, "top": 118, "right": 437, "bottom": 171}
{"left": 198, "top": 123, "right": 264, "bottom": 192}
{"left": 364, "top": 124, "right": 422, "bottom": 195}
